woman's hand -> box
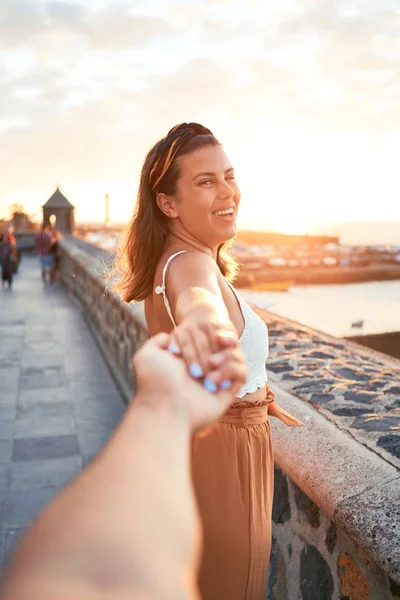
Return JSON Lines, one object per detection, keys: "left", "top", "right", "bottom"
{"left": 134, "top": 333, "right": 247, "bottom": 430}
{"left": 167, "top": 316, "right": 247, "bottom": 395}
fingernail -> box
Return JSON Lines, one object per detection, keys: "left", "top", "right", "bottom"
{"left": 168, "top": 344, "right": 180, "bottom": 355}
{"left": 204, "top": 378, "right": 217, "bottom": 393}
{"left": 189, "top": 363, "right": 203, "bottom": 378}
{"left": 220, "top": 379, "right": 232, "bottom": 390}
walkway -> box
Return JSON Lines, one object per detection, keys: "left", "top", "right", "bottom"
{"left": 0, "top": 256, "right": 126, "bottom": 573}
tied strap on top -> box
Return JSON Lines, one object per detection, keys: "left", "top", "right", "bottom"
{"left": 266, "top": 387, "right": 305, "bottom": 427}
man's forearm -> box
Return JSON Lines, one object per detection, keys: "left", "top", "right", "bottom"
{"left": 1, "top": 395, "right": 199, "bottom": 599}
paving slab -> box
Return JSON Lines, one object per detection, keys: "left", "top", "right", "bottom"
{"left": 0, "top": 370, "right": 20, "bottom": 392}
{"left": 1, "top": 529, "right": 25, "bottom": 571}
{"left": 0, "top": 421, "right": 14, "bottom": 441}
{"left": 4, "top": 488, "right": 60, "bottom": 529}
{"left": 16, "top": 399, "right": 73, "bottom": 420}
{"left": 14, "top": 417, "right": 77, "bottom": 439}
{"left": 17, "top": 387, "right": 71, "bottom": 406}
{"left": 9, "top": 456, "right": 83, "bottom": 492}
{"left": 0, "top": 441, "right": 13, "bottom": 464}
{"left": 19, "top": 365, "right": 67, "bottom": 390}
{"left": 0, "top": 392, "right": 17, "bottom": 404}
{"left": 0, "top": 405, "right": 16, "bottom": 421}
{"left": 0, "top": 466, "right": 10, "bottom": 494}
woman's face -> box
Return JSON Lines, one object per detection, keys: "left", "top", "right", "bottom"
{"left": 168, "top": 144, "right": 241, "bottom": 247}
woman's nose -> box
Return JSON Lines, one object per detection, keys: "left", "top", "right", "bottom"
{"left": 218, "top": 178, "right": 235, "bottom": 199}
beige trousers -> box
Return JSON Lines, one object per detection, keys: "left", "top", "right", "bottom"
{"left": 191, "top": 388, "right": 304, "bottom": 600}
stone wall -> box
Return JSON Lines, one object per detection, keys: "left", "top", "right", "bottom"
{"left": 58, "top": 237, "right": 400, "bottom": 600}
{"left": 268, "top": 464, "right": 400, "bottom": 600}
{"left": 58, "top": 236, "right": 149, "bottom": 401}
{"left": 259, "top": 310, "right": 400, "bottom": 600}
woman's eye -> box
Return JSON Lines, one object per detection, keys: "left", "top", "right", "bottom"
{"left": 226, "top": 175, "right": 236, "bottom": 181}
{"left": 200, "top": 180, "right": 212, "bottom": 185}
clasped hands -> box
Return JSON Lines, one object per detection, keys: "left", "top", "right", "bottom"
{"left": 168, "top": 316, "right": 246, "bottom": 394}
{"left": 134, "top": 317, "right": 247, "bottom": 432}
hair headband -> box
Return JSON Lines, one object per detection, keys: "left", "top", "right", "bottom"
{"left": 149, "top": 122, "right": 214, "bottom": 192}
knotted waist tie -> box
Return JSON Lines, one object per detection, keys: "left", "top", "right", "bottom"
{"left": 219, "top": 386, "right": 305, "bottom": 427}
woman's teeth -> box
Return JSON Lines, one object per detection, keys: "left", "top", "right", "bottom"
{"left": 213, "top": 208, "right": 234, "bottom": 216}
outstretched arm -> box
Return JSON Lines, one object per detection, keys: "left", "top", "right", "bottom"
{"left": 1, "top": 400, "right": 196, "bottom": 600}
{"left": 163, "top": 251, "right": 246, "bottom": 396}
{"left": 0, "top": 334, "right": 244, "bottom": 600}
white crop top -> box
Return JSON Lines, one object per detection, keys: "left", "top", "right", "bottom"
{"left": 155, "top": 251, "right": 269, "bottom": 398}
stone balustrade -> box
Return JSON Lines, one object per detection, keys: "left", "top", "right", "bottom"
{"left": 252, "top": 309, "right": 400, "bottom": 599}
{"left": 58, "top": 236, "right": 149, "bottom": 401}
{"left": 58, "top": 236, "right": 400, "bottom": 600}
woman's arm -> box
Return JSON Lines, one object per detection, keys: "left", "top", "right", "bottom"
{"left": 167, "top": 252, "right": 232, "bottom": 324}
{"left": 163, "top": 251, "right": 245, "bottom": 393}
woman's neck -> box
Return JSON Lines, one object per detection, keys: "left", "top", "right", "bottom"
{"left": 167, "top": 232, "right": 218, "bottom": 260}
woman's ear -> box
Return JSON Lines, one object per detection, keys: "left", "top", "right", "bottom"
{"left": 156, "top": 193, "right": 179, "bottom": 219}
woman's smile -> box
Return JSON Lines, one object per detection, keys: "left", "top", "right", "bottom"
{"left": 212, "top": 210, "right": 236, "bottom": 222}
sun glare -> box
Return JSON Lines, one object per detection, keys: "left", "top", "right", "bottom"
{"left": 268, "top": 219, "right": 309, "bottom": 236}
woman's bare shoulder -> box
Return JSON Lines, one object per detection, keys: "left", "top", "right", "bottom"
{"left": 160, "top": 249, "right": 220, "bottom": 295}
{"left": 159, "top": 248, "right": 217, "bottom": 273}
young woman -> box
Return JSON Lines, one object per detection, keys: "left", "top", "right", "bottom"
{"left": 115, "top": 122, "right": 304, "bottom": 600}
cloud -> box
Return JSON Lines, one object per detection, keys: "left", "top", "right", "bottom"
{"left": 272, "top": 3, "right": 400, "bottom": 128}
{"left": 86, "top": 7, "right": 172, "bottom": 49}
{"left": 0, "top": 0, "right": 174, "bottom": 50}
{"left": 44, "top": 0, "right": 86, "bottom": 27}
{"left": 0, "top": 0, "right": 44, "bottom": 47}
{"left": 0, "top": 0, "right": 399, "bottom": 204}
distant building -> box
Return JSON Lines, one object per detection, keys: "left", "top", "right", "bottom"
{"left": 42, "top": 187, "right": 75, "bottom": 233}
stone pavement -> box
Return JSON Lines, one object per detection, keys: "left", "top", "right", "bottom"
{"left": 0, "top": 256, "right": 126, "bottom": 573}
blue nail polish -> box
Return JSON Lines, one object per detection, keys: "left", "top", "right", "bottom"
{"left": 189, "top": 363, "right": 203, "bottom": 378}
{"left": 220, "top": 379, "right": 232, "bottom": 390}
{"left": 204, "top": 378, "right": 217, "bottom": 393}
{"left": 168, "top": 344, "right": 180, "bottom": 355}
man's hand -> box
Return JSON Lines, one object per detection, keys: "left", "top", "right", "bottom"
{"left": 133, "top": 333, "right": 246, "bottom": 432}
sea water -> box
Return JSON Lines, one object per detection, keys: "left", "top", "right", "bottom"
{"left": 241, "top": 280, "right": 400, "bottom": 338}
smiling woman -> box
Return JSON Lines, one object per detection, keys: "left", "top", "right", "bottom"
{"left": 113, "top": 123, "right": 239, "bottom": 303}
{"left": 112, "top": 122, "right": 304, "bottom": 600}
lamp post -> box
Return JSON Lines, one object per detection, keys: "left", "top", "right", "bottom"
{"left": 105, "top": 193, "right": 110, "bottom": 228}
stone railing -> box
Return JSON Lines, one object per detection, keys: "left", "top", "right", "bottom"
{"left": 58, "top": 237, "right": 400, "bottom": 599}
{"left": 251, "top": 310, "right": 400, "bottom": 599}
{"left": 58, "top": 236, "right": 149, "bottom": 401}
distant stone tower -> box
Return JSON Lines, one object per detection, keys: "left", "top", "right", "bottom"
{"left": 42, "top": 187, "right": 75, "bottom": 233}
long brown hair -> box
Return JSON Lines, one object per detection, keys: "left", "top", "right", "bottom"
{"left": 113, "top": 122, "right": 239, "bottom": 303}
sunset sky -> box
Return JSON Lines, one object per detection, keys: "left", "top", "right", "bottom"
{"left": 0, "top": 0, "right": 399, "bottom": 235}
